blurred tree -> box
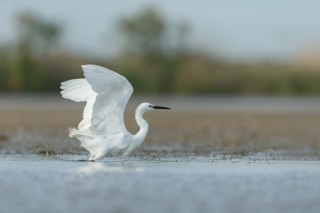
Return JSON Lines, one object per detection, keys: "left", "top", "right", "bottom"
{"left": 9, "top": 12, "right": 62, "bottom": 90}
{"left": 117, "top": 7, "right": 167, "bottom": 60}
{"left": 17, "top": 13, "right": 61, "bottom": 55}
{"left": 116, "top": 7, "right": 190, "bottom": 93}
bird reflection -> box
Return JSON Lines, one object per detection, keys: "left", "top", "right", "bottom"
{"left": 75, "top": 162, "right": 144, "bottom": 175}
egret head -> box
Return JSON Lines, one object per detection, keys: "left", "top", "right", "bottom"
{"left": 137, "top": 102, "right": 171, "bottom": 113}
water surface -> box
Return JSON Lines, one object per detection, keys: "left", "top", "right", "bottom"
{"left": 0, "top": 156, "right": 319, "bottom": 213}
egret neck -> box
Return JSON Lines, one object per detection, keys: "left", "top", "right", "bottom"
{"left": 133, "top": 106, "right": 149, "bottom": 145}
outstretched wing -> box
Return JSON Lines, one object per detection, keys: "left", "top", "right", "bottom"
{"left": 82, "top": 64, "right": 133, "bottom": 135}
{"left": 60, "top": 78, "right": 97, "bottom": 129}
{"left": 60, "top": 79, "right": 93, "bottom": 102}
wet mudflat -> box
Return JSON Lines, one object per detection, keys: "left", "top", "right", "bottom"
{"left": 0, "top": 155, "right": 320, "bottom": 213}
{"left": 1, "top": 95, "right": 320, "bottom": 156}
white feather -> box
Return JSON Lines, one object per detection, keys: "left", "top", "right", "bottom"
{"left": 60, "top": 79, "right": 94, "bottom": 102}
{"left": 82, "top": 64, "right": 133, "bottom": 134}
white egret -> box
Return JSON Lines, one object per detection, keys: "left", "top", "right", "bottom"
{"left": 60, "top": 65, "right": 170, "bottom": 161}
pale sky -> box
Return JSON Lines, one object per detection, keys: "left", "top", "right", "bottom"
{"left": 1, "top": 0, "right": 320, "bottom": 60}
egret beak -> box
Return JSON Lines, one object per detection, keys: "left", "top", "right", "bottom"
{"left": 153, "top": 106, "right": 171, "bottom": 110}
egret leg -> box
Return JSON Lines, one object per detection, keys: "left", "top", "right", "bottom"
{"left": 92, "top": 152, "right": 104, "bottom": 161}
{"left": 88, "top": 155, "right": 96, "bottom": 162}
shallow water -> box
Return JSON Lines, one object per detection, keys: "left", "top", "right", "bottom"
{"left": 0, "top": 156, "right": 320, "bottom": 213}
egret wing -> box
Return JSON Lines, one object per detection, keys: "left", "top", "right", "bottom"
{"left": 60, "top": 79, "right": 93, "bottom": 102}
{"left": 82, "top": 64, "right": 133, "bottom": 135}
{"left": 60, "top": 78, "right": 97, "bottom": 129}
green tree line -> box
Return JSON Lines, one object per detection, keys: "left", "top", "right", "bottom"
{"left": 1, "top": 8, "right": 320, "bottom": 94}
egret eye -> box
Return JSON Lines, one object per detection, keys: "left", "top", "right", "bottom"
{"left": 149, "top": 105, "right": 153, "bottom": 108}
